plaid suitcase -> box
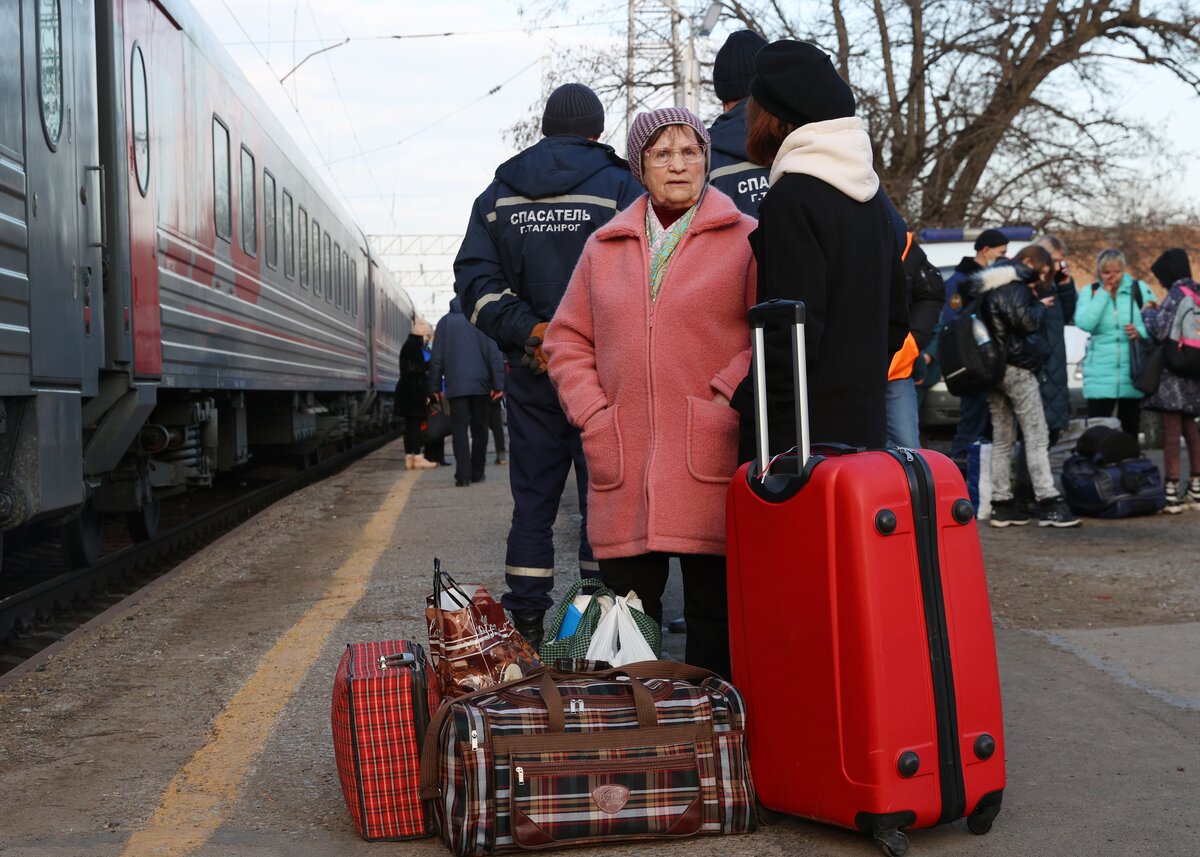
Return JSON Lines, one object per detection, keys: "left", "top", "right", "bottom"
{"left": 331, "top": 639, "right": 440, "bottom": 840}
{"left": 418, "top": 661, "right": 756, "bottom": 855}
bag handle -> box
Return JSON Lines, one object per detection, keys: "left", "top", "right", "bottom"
{"left": 748, "top": 299, "right": 810, "bottom": 474}
{"left": 538, "top": 669, "right": 658, "bottom": 731}
{"left": 544, "top": 577, "right": 612, "bottom": 638}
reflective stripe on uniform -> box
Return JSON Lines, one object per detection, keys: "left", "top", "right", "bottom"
{"left": 493, "top": 194, "right": 620, "bottom": 210}
{"left": 470, "top": 289, "right": 517, "bottom": 325}
{"left": 506, "top": 564, "right": 555, "bottom": 578}
{"left": 486, "top": 211, "right": 497, "bottom": 222}
{"left": 709, "top": 161, "right": 762, "bottom": 181}
{"left": 579, "top": 560, "right": 600, "bottom": 572}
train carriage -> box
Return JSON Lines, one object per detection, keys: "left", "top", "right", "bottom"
{"left": 0, "top": 0, "right": 410, "bottom": 565}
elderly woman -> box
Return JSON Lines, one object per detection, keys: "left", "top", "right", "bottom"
{"left": 728, "top": 40, "right": 909, "bottom": 456}
{"left": 1075, "top": 248, "right": 1157, "bottom": 436}
{"left": 543, "top": 107, "right": 756, "bottom": 677}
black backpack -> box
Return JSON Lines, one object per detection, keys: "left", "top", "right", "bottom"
{"left": 938, "top": 298, "right": 1006, "bottom": 396}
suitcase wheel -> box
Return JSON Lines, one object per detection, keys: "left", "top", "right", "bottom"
{"left": 967, "top": 802, "right": 1000, "bottom": 835}
{"left": 873, "top": 828, "right": 909, "bottom": 857}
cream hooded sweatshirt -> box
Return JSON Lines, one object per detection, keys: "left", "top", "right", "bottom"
{"left": 768, "top": 116, "right": 880, "bottom": 203}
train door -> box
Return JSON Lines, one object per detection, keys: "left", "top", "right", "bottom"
{"left": 23, "top": 0, "right": 100, "bottom": 386}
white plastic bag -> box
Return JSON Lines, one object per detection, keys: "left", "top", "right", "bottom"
{"left": 584, "top": 593, "right": 658, "bottom": 667}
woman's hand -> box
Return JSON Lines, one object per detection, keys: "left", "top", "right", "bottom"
{"left": 1123, "top": 323, "right": 1140, "bottom": 340}
{"left": 713, "top": 392, "right": 730, "bottom": 406}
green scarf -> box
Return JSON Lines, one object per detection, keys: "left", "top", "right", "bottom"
{"left": 646, "top": 201, "right": 698, "bottom": 301}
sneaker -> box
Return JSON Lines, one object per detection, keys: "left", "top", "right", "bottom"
{"left": 1036, "top": 497, "right": 1081, "bottom": 528}
{"left": 667, "top": 616, "right": 687, "bottom": 634}
{"left": 511, "top": 610, "right": 545, "bottom": 651}
{"left": 1187, "top": 477, "right": 1200, "bottom": 509}
{"left": 1164, "top": 481, "right": 1185, "bottom": 514}
{"left": 495, "top": 456, "right": 507, "bottom": 465}
{"left": 989, "top": 499, "right": 1031, "bottom": 528}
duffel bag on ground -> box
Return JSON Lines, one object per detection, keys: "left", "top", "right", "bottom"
{"left": 418, "top": 661, "right": 756, "bottom": 855}
{"left": 1061, "top": 454, "right": 1166, "bottom": 518}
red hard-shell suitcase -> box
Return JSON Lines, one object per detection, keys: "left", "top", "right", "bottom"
{"left": 331, "top": 639, "right": 441, "bottom": 841}
{"left": 726, "top": 300, "right": 1005, "bottom": 856}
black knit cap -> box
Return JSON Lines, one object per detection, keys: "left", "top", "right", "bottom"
{"left": 1151, "top": 247, "right": 1192, "bottom": 288}
{"left": 713, "top": 30, "right": 767, "bottom": 103}
{"left": 542, "top": 83, "right": 604, "bottom": 138}
{"left": 974, "top": 228, "right": 1008, "bottom": 251}
{"left": 749, "top": 40, "right": 855, "bottom": 127}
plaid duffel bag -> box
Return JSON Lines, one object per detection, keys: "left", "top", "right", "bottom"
{"left": 418, "top": 660, "right": 756, "bottom": 855}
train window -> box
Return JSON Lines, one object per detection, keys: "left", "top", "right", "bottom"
{"left": 351, "top": 261, "right": 358, "bottom": 316}
{"left": 131, "top": 44, "right": 149, "bottom": 195}
{"left": 343, "top": 251, "right": 350, "bottom": 313}
{"left": 282, "top": 191, "right": 294, "bottom": 279}
{"left": 212, "top": 118, "right": 231, "bottom": 240}
{"left": 323, "top": 232, "right": 332, "bottom": 302}
{"left": 240, "top": 147, "right": 257, "bottom": 255}
{"left": 263, "top": 170, "right": 277, "bottom": 269}
{"left": 333, "top": 242, "right": 342, "bottom": 308}
{"left": 312, "top": 220, "right": 321, "bottom": 297}
{"left": 36, "top": 0, "right": 63, "bottom": 148}
{"left": 298, "top": 207, "right": 308, "bottom": 287}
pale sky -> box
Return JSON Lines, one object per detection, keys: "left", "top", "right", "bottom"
{"left": 190, "top": 1, "right": 1200, "bottom": 321}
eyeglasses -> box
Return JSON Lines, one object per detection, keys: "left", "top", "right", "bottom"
{"left": 644, "top": 145, "right": 707, "bottom": 168}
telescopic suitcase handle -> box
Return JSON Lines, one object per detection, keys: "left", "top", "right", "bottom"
{"left": 748, "top": 299, "right": 810, "bottom": 476}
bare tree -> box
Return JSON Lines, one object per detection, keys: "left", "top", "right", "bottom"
{"left": 513, "top": 0, "right": 1200, "bottom": 228}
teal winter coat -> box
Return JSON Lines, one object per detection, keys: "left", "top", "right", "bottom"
{"left": 1074, "top": 274, "right": 1156, "bottom": 400}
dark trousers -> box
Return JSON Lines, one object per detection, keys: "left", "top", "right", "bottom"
{"left": 502, "top": 365, "right": 594, "bottom": 614}
{"left": 449, "top": 395, "right": 490, "bottom": 483}
{"left": 490, "top": 399, "right": 506, "bottom": 455}
{"left": 403, "top": 419, "right": 423, "bottom": 454}
{"left": 598, "top": 552, "right": 730, "bottom": 679}
{"left": 950, "top": 391, "right": 992, "bottom": 460}
{"left": 1087, "top": 397, "right": 1141, "bottom": 437}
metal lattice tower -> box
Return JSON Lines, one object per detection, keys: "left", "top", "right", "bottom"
{"left": 622, "top": 1, "right": 721, "bottom": 135}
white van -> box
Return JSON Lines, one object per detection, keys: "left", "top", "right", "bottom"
{"left": 915, "top": 228, "right": 1088, "bottom": 427}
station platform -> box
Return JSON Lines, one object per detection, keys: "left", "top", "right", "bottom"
{"left": 0, "top": 440, "right": 1196, "bottom": 856}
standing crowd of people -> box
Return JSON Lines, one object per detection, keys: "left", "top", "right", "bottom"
{"left": 395, "top": 30, "right": 1199, "bottom": 676}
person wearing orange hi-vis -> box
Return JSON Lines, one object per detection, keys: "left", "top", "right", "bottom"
{"left": 887, "top": 234, "right": 947, "bottom": 448}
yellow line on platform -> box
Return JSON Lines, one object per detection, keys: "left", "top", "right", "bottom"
{"left": 120, "top": 470, "right": 418, "bottom": 857}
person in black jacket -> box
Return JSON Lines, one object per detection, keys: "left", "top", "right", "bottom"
{"left": 707, "top": 30, "right": 770, "bottom": 216}
{"left": 453, "top": 84, "right": 643, "bottom": 647}
{"left": 979, "top": 245, "right": 1080, "bottom": 528}
{"left": 1033, "top": 235, "right": 1079, "bottom": 443}
{"left": 887, "top": 237, "right": 946, "bottom": 447}
{"left": 396, "top": 321, "right": 439, "bottom": 470}
{"left": 729, "top": 40, "right": 908, "bottom": 456}
{"left": 429, "top": 298, "right": 505, "bottom": 488}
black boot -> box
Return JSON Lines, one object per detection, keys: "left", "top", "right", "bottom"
{"left": 511, "top": 610, "right": 545, "bottom": 652}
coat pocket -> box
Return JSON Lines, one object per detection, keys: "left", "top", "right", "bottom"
{"left": 581, "top": 405, "right": 624, "bottom": 491}
{"left": 685, "top": 396, "right": 739, "bottom": 483}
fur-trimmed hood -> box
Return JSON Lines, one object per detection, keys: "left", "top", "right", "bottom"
{"left": 973, "top": 261, "right": 1038, "bottom": 295}
{"left": 769, "top": 117, "right": 879, "bottom": 202}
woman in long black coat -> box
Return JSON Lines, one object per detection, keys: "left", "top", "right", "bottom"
{"left": 730, "top": 41, "right": 908, "bottom": 460}
{"left": 397, "top": 321, "right": 438, "bottom": 469}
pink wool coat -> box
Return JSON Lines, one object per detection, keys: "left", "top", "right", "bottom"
{"left": 544, "top": 189, "right": 757, "bottom": 559}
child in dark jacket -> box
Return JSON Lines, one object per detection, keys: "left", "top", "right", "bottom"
{"left": 980, "top": 245, "right": 1080, "bottom": 528}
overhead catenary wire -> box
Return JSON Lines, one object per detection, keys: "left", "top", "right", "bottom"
{"left": 323, "top": 57, "right": 542, "bottom": 167}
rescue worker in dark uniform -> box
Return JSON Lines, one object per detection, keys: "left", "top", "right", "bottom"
{"left": 707, "top": 30, "right": 770, "bottom": 217}
{"left": 454, "top": 83, "right": 643, "bottom": 648}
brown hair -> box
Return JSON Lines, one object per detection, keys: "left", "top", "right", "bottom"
{"left": 1014, "top": 244, "right": 1053, "bottom": 271}
{"left": 745, "top": 97, "right": 797, "bottom": 167}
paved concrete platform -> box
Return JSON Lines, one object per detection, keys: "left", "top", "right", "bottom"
{"left": 0, "top": 440, "right": 1196, "bottom": 856}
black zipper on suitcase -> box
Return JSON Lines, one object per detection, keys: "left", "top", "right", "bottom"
{"left": 888, "top": 450, "right": 967, "bottom": 825}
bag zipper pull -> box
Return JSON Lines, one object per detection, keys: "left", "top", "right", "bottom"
{"left": 470, "top": 729, "right": 479, "bottom": 750}
{"left": 516, "top": 765, "right": 525, "bottom": 785}
{"left": 897, "top": 447, "right": 916, "bottom": 462}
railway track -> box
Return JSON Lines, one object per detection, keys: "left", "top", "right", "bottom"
{"left": 0, "top": 432, "right": 398, "bottom": 675}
